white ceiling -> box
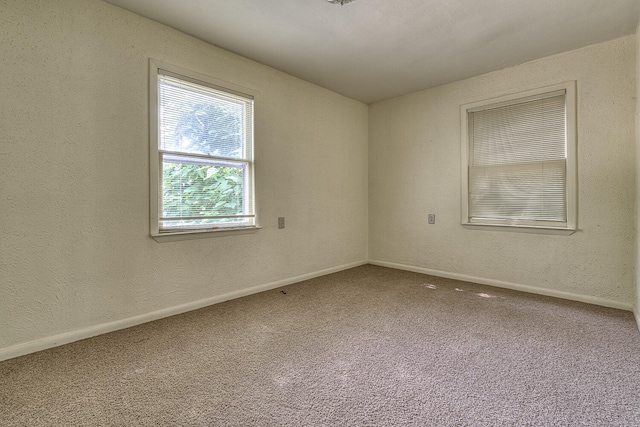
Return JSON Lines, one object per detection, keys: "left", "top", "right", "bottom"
{"left": 102, "top": 0, "right": 639, "bottom": 104}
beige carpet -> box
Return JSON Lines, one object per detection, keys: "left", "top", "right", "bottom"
{"left": 2, "top": 265, "right": 640, "bottom": 426}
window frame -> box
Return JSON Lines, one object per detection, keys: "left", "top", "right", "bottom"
{"left": 149, "top": 59, "right": 260, "bottom": 242}
{"left": 460, "top": 82, "right": 577, "bottom": 235}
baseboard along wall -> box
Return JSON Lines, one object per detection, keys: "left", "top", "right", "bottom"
{"left": 0, "top": 261, "right": 367, "bottom": 363}
{"left": 2, "top": 259, "right": 636, "bottom": 362}
{"left": 368, "top": 260, "right": 634, "bottom": 312}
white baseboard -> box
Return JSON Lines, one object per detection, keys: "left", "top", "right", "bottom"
{"left": 368, "top": 259, "right": 634, "bottom": 312}
{"left": 0, "top": 260, "right": 367, "bottom": 362}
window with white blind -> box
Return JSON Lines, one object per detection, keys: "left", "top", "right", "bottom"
{"left": 460, "top": 82, "right": 576, "bottom": 234}
{"left": 149, "top": 60, "right": 257, "bottom": 239}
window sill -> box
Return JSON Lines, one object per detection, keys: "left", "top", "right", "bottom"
{"left": 462, "top": 223, "right": 576, "bottom": 236}
{"left": 151, "top": 226, "right": 262, "bottom": 243}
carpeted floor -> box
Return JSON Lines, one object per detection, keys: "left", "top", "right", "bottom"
{"left": 2, "top": 265, "right": 640, "bottom": 426}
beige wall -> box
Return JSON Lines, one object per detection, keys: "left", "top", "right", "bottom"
{"left": 636, "top": 20, "right": 640, "bottom": 326}
{"left": 369, "top": 36, "right": 637, "bottom": 308}
{"left": 0, "top": 0, "right": 369, "bottom": 356}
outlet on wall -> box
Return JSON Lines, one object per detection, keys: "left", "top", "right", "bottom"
{"left": 278, "top": 217, "right": 285, "bottom": 229}
{"left": 428, "top": 214, "right": 435, "bottom": 224}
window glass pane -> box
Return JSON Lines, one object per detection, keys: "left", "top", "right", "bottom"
{"left": 161, "top": 154, "right": 249, "bottom": 228}
{"left": 159, "top": 75, "right": 246, "bottom": 159}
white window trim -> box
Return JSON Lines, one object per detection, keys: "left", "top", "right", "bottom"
{"left": 460, "top": 81, "right": 577, "bottom": 235}
{"left": 149, "top": 59, "right": 260, "bottom": 242}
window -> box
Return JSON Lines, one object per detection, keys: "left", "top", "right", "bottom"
{"left": 460, "top": 82, "right": 576, "bottom": 234}
{"left": 149, "top": 60, "right": 257, "bottom": 238}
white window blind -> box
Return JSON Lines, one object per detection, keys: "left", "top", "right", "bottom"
{"left": 461, "top": 82, "right": 576, "bottom": 233}
{"left": 150, "top": 62, "right": 256, "bottom": 235}
{"left": 468, "top": 92, "right": 566, "bottom": 224}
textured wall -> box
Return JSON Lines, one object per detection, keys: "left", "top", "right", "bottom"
{"left": 0, "top": 0, "right": 369, "bottom": 351}
{"left": 636, "top": 21, "right": 640, "bottom": 320}
{"left": 369, "top": 36, "right": 637, "bottom": 307}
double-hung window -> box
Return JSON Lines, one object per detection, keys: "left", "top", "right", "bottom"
{"left": 150, "top": 60, "right": 257, "bottom": 238}
{"left": 460, "top": 82, "right": 576, "bottom": 234}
